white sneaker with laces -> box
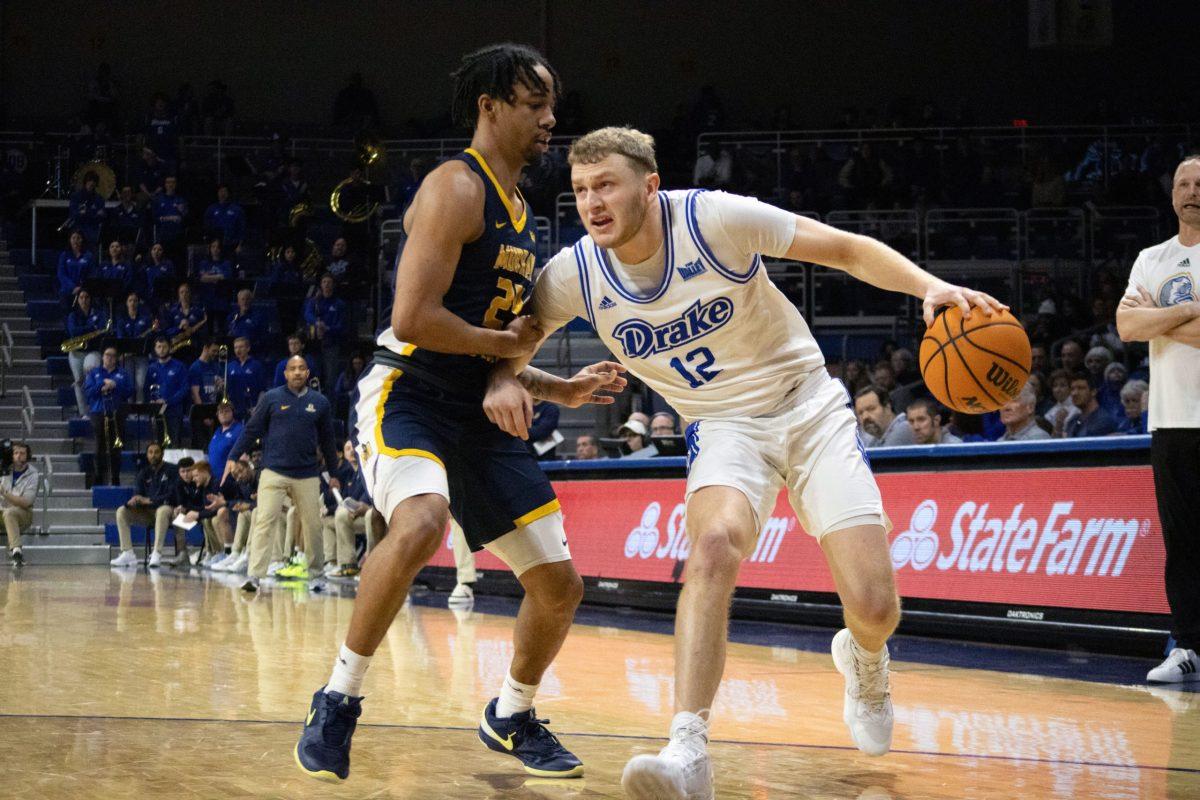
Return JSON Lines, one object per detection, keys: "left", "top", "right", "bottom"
{"left": 322, "top": 562, "right": 338, "bottom": 578}
{"left": 448, "top": 583, "right": 475, "bottom": 606}
{"left": 209, "top": 553, "right": 231, "bottom": 570}
{"left": 622, "top": 712, "right": 713, "bottom": 800}
{"left": 1147, "top": 648, "right": 1200, "bottom": 684}
{"left": 147, "top": 550, "right": 162, "bottom": 568}
{"left": 831, "top": 628, "right": 893, "bottom": 757}
{"left": 227, "top": 552, "right": 249, "bottom": 574}
{"left": 109, "top": 549, "right": 138, "bottom": 567}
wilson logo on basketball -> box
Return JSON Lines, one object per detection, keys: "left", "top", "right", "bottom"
{"left": 623, "top": 501, "right": 792, "bottom": 564}
{"left": 986, "top": 362, "right": 1020, "bottom": 398}
{"left": 890, "top": 500, "right": 1150, "bottom": 577}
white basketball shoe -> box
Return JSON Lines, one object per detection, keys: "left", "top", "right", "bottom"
{"left": 831, "top": 628, "right": 894, "bottom": 756}
{"left": 1147, "top": 648, "right": 1200, "bottom": 684}
{"left": 621, "top": 712, "right": 713, "bottom": 800}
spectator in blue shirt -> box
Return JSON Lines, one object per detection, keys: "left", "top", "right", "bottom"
{"left": 187, "top": 339, "right": 222, "bottom": 449}
{"left": 68, "top": 171, "right": 107, "bottom": 244}
{"left": 65, "top": 288, "right": 107, "bottom": 417}
{"left": 145, "top": 93, "right": 179, "bottom": 162}
{"left": 115, "top": 291, "right": 158, "bottom": 400}
{"left": 332, "top": 352, "right": 366, "bottom": 423}
{"left": 97, "top": 240, "right": 134, "bottom": 298}
{"left": 1066, "top": 372, "right": 1118, "bottom": 438}
{"left": 273, "top": 333, "right": 317, "bottom": 388}
{"left": 228, "top": 336, "right": 269, "bottom": 420}
{"left": 112, "top": 185, "right": 146, "bottom": 247}
{"left": 193, "top": 238, "right": 234, "bottom": 314}
{"left": 266, "top": 244, "right": 305, "bottom": 289}
{"left": 303, "top": 274, "right": 347, "bottom": 391}
{"left": 203, "top": 184, "right": 246, "bottom": 250}
{"left": 163, "top": 282, "right": 208, "bottom": 339}
{"left": 1117, "top": 379, "right": 1150, "bottom": 435}
{"left": 84, "top": 345, "right": 133, "bottom": 485}
{"left": 57, "top": 230, "right": 96, "bottom": 306}
{"left": 225, "top": 289, "right": 268, "bottom": 349}
{"left": 151, "top": 176, "right": 187, "bottom": 256}
{"left": 207, "top": 401, "right": 244, "bottom": 483}
{"left": 279, "top": 159, "right": 309, "bottom": 221}
{"left": 137, "top": 147, "right": 171, "bottom": 197}
{"left": 1097, "top": 361, "right": 1128, "bottom": 421}
{"left": 146, "top": 336, "right": 189, "bottom": 444}
{"left": 139, "top": 242, "right": 176, "bottom": 303}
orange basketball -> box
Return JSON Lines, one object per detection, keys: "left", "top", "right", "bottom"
{"left": 919, "top": 305, "right": 1031, "bottom": 414}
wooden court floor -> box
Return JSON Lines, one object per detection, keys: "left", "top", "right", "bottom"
{"left": 0, "top": 567, "right": 1197, "bottom": 799}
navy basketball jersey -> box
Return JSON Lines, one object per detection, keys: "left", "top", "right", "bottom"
{"left": 375, "top": 148, "right": 538, "bottom": 399}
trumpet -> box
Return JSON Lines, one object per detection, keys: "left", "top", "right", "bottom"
{"left": 61, "top": 316, "right": 112, "bottom": 353}
{"left": 219, "top": 345, "right": 230, "bottom": 404}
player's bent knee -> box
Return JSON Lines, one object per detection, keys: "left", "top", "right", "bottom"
{"left": 686, "top": 528, "right": 744, "bottom": 581}
{"left": 846, "top": 587, "right": 901, "bottom": 630}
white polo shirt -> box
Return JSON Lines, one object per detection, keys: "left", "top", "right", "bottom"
{"left": 1125, "top": 236, "right": 1200, "bottom": 430}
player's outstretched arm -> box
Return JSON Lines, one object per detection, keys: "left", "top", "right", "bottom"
{"left": 1116, "top": 285, "right": 1200, "bottom": 343}
{"left": 784, "top": 215, "right": 1006, "bottom": 326}
{"left": 391, "top": 164, "right": 541, "bottom": 360}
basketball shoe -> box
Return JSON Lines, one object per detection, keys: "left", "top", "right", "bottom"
{"left": 831, "top": 628, "right": 893, "bottom": 756}
{"left": 478, "top": 698, "right": 583, "bottom": 777}
{"left": 448, "top": 583, "right": 475, "bottom": 606}
{"left": 295, "top": 688, "right": 363, "bottom": 782}
{"left": 1147, "top": 648, "right": 1200, "bottom": 683}
{"left": 621, "top": 712, "right": 713, "bottom": 800}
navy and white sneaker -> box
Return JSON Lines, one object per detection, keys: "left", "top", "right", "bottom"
{"left": 477, "top": 697, "right": 583, "bottom": 777}
{"left": 294, "top": 688, "right": 363, "bottom": 782}
{"left": 1147, "top": 648, "right": 1200, "bottom": 684}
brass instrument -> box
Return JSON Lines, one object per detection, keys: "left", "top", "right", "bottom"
{"left": 219, "top": 345, "right": 230, "bottom": 404}
{"left": 330, "top": 133, "right": 385, "bottom": 223}
{"left": 61, "top": 316, "right": 112, "bottom": 353}
{"left": 268, "top": 201, "right": 323, "bottom": 281}
{"left": 70, "top": 160, "right": 117, "bottom": 201}
{"left": 148, "top": 382, "right": 171, "bottom": 448}
{"left": 104, "top": 411, "right": 123, "bottom": 451}
{"left": 168, "top": 332, "right": 191, "bottom": 354}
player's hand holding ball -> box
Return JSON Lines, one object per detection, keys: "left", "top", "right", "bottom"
{"left": 919, "top": 282, "right": 1030, "bottom": 414}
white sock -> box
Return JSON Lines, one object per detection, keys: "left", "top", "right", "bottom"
{"left": 495, "top": 671, "right": 538, "bottom": 718}
{"left": 326, "top": 643, "right": 370, "bottom": 697}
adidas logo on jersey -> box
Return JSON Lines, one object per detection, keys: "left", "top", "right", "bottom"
{"left": 612, "top": 296, "right": 734, "bottom": 359}
{"left": 1179, "top": 257, "right": 1192, "bottom": 268}
{"left": 598, "top": 296, "right": 616, "bottom": 310}
{"left": 677, "top": 259, "right": 707, "bottom": 280}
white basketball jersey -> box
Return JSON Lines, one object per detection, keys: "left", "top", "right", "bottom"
{"left": 558, "top": 190, "right": 824, "bottom": 420}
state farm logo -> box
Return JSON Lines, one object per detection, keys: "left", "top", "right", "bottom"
{"left": 624, "top": 501, "right": 793, "bottom": 564}
{"left": 890, "top": 499, "right": 1151, "bottom": 577}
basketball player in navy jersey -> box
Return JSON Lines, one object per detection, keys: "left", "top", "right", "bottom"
{"left": 295, "top": 44, "right": 625, "bottom": 782}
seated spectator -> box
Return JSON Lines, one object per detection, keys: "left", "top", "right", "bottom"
{"left": 890, "top": 348, "right": 920, "bottom": 386}
{"left": 1084, "top": 346, "right": 1113, "bottom": 385}
{"left": 227, "top": 336, "right": 268, "bottom": 419}
{"left": 193, "top": 238, "right": 234, "bottom": 314}
{"left": 266, "top": 244, "right": 305, "bottom": 288}
{"left": 273, "top": 333, "right": 317, "bottom": 388}
{"left": 139, "top": 242, "right": 177, "bottom": 304}
{"left": 855, "top": 385, "right": 915, "bottom": 447}
{"left": 1065, "top": 371, "right": 1118, "bottom": 438}
{"left": 97, "top": 239, "right": 134, "bottom": 298}
{"left": 146, "top": 336, "right": 189, "bottom": 445}
{"left": 330, "top": 442, "right": 376, "bottom": 578}
{"left": 575, "top": 434, "right": 604, "bottom": 460}
{"left": 528, "top": 400, "right": 561, "bottom": 460}
{"left": 68, "top": 170, "right": 107, "bottom": 244}
{"left": 1097, "top": 361, "right": 1128, "bottom": 419}
{"left": 57, "top": 230, "right": 96, "bottom": 306}
{"left": 84, "top": 345, "right": 133, "bottom": 486}
{"left": 163, "top": 281, "right": 208, "bottom": 339}
{"left": 225, "top": 289, "right": 269, "bottom": 348}
{"left": 1029, "top": 342, "right": 1048, "bottom": 376}
{"left": 110, "top": 441, "right": 177, "bottom": 568}
{"left": 1057, "top": 339, "right": 1085, "bottom": 372}
{"left": 150, "top": 175, "right": 188, "bottom": 259}
{"left": 165, "top": 457, "right": 197, "bottom": 566}
{"left": 115, "top": 291, "right": 156, "bottom": 400}
{"left": 303, "top": 274, "right": 348, "bottom": 391}
{"left": 618, "top": 412, "right": 656, "bottom": 458}
{"left": 203, "top": 184, "right": 246, "bottom": 251}
{"left": 1117, "top": 379, "right": 1150, "bottom": 435}
{"left": 211, "top": 457, "right": 256, "bottom": 575}
{"left": 65, "top": 288, "right": 107, "bottom": 417}
{"left": 189, "top": 461, "right": 227, "bottom": 567}
{"left": 1044, "top": 368, "right": 1080, "bottom": 437}
{"left": 650, "top": 411, "right": 678, "bottom": 437}
{"left": 112, "top": 185, "right": 146, "bottom": 247}
{"left": 207, "top": 401, "right": 244, "bottom": 484}
{"left": 905, "top": 397, "right": 962, "bottom": 445}
{"left": 998, "top": 385, "right": 1051, "bottom": 441}
{"left": 332, "top": 352, "right": 366, "bottom": 422}
{"left": 325, "top": 237, "right": 358, "bottom": 287}
{"left": 1, "top": 442, "right": 39, "bottom": 568}
{"left": 136, "top": 147, "right": 170, "bottom": 198}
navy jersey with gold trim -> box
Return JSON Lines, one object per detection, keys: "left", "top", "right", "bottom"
{"left": 375, "top": 148, "right": 538, "bottom": 400}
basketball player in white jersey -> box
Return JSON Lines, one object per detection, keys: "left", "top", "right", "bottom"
{"left": 483, "top": 127, "right": 1004, "bottom": 800}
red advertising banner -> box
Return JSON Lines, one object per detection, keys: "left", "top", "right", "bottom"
{"left": 427, "top": 465, "right": 1168, "bottom": 614}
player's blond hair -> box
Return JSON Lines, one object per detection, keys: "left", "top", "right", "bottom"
{"left": 568, "top": 127, "right": 658, "bottom": 174}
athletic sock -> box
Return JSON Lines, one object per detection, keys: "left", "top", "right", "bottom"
{"left": 326, "top": 643, "right": 371, "bottom": 697}
{"left": 850, "top": 633, "right": 885, "bottom": 662}
{"left": 669, "top": 710, "right": 709, "bottom": 742}
{"left": 495, "top": 671, "right": 538, "bottom": 718}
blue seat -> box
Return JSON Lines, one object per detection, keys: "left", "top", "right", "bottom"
{"left": 27, "top": 300, "right": 62, "bottom": 324}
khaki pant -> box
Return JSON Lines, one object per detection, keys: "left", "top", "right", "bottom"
{"left": 332, "top": 506, "right": 379, "bottom": 566}
{"left": 233, "top": 509, "right": 254, "bottom": 553}
{"left": 3, "top": 506, "right": 33, "bottom": 551}
{"left": 201, "top": 518, "right": 221, "bottom": 555}
{"left": 451, "top": 518, "right": 476, "bottom": 585}
{"left": 248, "top": 469, "right": 323, "bottom": 579}
{"left": 115, "top": 505, "right": 173, "bottom": 552}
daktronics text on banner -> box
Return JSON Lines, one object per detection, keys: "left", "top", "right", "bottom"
{"left": 426, "top": 465, "right": 1166, "bottom": 614}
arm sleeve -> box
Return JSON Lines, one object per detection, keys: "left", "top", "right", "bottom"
{"left": 83, "top": 370, "right": 102, "bottom": 403}
{"left": 166, "top": 369, "right": 189, "bottom": 406}
{"left": 693, "top": 191, "right": 797, "bottom": 262}
{"left": 1124, "top": 251, "right": 1148, "bottom": 297}
{"left": 57, "top": 253, "right": 71, "bottom": 293}
{"left": 65, "top": 313, "right": 82, "bottom": 337}
{"left": 117, "top": 371, "right": 134, "bottom": 402}
{"left": 302, "top": 298, "right": 318, "bottom": 325}
{"left": 17, "top": 471, "right": 40, "bottom": 504}
{"left": 228, "top": 399, "right": 270, "bottom": 462}
{"left": 530, "top": 250, "right": 589, "bottom": 333}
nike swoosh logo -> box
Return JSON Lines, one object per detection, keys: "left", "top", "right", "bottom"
{"left": 306, "top": 708, "right": 316, "bottom": 726}
{"left": 481, "top": 716, "right": 516, "bottom": 751}
{"left": 495, "top": 221, "right": 507, "bottom": 229}
{"left": 280, "top": 405, "right": 290, "bottom": 410}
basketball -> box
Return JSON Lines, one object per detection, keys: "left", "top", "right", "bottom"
{"left": 919, "top": 305, "right": 1031, "bottom": 414}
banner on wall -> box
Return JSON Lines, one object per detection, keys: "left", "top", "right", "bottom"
{"left": 428, "top": 466, "right": 1167, "bottom": 615}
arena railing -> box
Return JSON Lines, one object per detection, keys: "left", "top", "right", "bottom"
{"left": 0, "top": 322, "right": 12, "bottom": 398}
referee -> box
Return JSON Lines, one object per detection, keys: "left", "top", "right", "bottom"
{"left": 225, "top": 355, "right": 340, "bottom": 592}
{"left": 1117, "top": 154, "right": 1200, "bottom": 683}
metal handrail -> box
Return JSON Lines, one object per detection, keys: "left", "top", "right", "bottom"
{"left": 0, "top": 322, "right": 11, "bottom": 397}
{"left": 38, "top": 454, "right": 52, "bottom": 534}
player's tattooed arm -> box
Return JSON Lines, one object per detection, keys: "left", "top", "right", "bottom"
{"left": 486, "top": 362, "right": 628, "bottom": 439}
{"left": 515, "top": 366, "right": 565, "bottom": 401}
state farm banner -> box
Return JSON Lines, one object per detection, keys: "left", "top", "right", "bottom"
{"left": 427, "top": 466, "right": 1167, "bottom": 615}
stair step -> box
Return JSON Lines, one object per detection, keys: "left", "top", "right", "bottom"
{"left": 27, "top": 532, "right": 107, "bottom": 546}
{"left": 17, "top": 544, "right": 112, "bottom": 565}
{"left": 38, "top": 508, "right": 100, "bottom": 526}
{"left": 16, "top": 438, "right": 75, "bottom": 455}
{"left": 43, "top": 493, "right": 95, "bottom": 509}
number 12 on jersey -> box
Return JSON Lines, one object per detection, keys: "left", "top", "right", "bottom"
{"left": 669, "top": 346, "right": 721, "bottom": 389}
